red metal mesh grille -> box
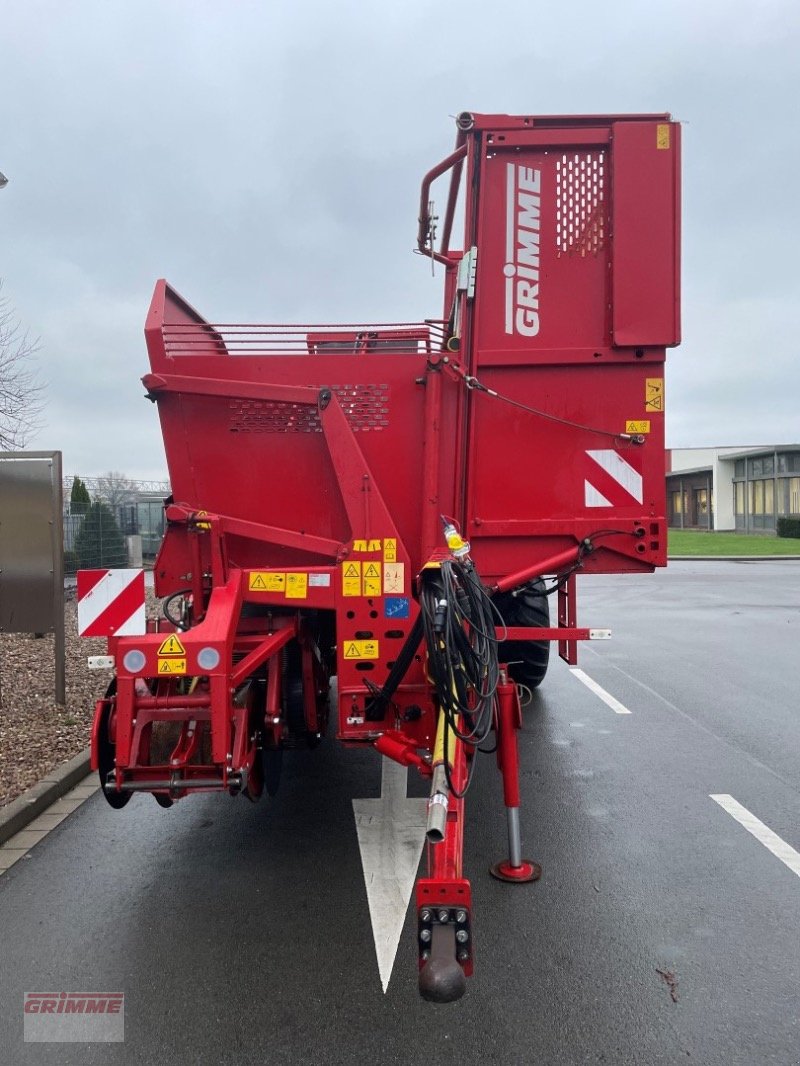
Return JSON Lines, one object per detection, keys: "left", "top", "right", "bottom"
{"left": 555, "top": 151, "right": 605, "bottom": 256}
{"left": 228, "top": 384, "right": 390, "bottom": 434}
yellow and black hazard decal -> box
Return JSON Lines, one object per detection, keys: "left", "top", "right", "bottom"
{"left": 158, "top": 634, "right": 185, "bottom": 657}
{"left": 362, "top": 562, "right": 381, "bottom": 597}
{"left": 285, "top": 573, "right": 308, "bottom": 599}
{"left": 342, "top": 561, "right": 361, "bottom": 597}
{"left": 249, "top": 572, "right": 286, "bottom": 592}
{"left": 158, "top": 658, "right": 187, "bottom": 675}
{"left": 645, "top": 378, "right": 664, "bottom": 413}
{"left": 343, "top": 639, "right": 380, "bottom": 659}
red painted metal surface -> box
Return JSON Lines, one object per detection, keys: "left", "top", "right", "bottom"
{"left": 92, "top": 112, "right": 680, "bottom": 996}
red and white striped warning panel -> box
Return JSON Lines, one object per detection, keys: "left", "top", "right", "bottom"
{"left": 584, "top": 449, "right": 643, "bottom": 508}
{"left": 77, "top": 569, "right": 146, "bottom": 637}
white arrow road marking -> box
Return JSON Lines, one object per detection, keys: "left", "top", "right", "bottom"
{"left": 353, "top": 757, "right": 427, "bottom": 993}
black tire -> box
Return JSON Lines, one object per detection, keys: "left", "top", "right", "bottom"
{"left": 494, "top": 578, "right": 550, "bottom": 689}
{"left": 97, "top": 684, "right": 132, "bottom": 809}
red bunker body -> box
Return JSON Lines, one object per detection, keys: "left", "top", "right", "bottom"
{"left": 88, "top": 111, "right": 681, "bottom": 1001}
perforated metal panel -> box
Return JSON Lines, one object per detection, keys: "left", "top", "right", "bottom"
{"left": 228, "top": 384, "right": 390, "bottom": 434}
{"left": 555, "top": 151, "right": 606, "bottom": 256}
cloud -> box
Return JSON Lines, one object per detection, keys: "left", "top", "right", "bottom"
{"left": 1, "top": 0, "right": 798, "bottom": 477}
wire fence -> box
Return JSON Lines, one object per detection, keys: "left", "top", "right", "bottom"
{"left": 63, "top": 475, "right": 169, "bottom": 572}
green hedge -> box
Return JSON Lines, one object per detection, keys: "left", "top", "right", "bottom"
{"left": 777, "top": 517, "right": 800, "bottom": 539}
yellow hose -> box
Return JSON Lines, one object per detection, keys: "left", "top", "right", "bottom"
{"left": 432, "top": 708, "right": 456, "bottom": 768}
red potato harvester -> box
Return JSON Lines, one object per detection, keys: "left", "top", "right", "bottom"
{"left": 88, "top": 112, "right": 680, "bottom": 1002}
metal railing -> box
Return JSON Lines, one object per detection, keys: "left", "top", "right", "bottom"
{"left": 160, "top": 320, "right": 449, "bottom": 358}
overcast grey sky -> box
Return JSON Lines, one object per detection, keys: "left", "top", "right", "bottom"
{"left": 2, "top": 0, "right": 798, "bottom": 479}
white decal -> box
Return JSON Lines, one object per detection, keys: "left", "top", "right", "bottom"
{"left": 584, "top": 481, "right": 613, "bottom": 508}
{"left": 504, "top": 163, "right": 542, "bottom": 337}
{"left": 585, "top": 450, "right": 643, "bottom": 507}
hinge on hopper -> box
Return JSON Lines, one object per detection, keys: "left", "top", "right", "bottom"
{"left": 456, "top": 246, "right": 478, "bottom": 299}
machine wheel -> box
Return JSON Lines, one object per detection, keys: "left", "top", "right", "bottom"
{"left": 97, "top": 686, "right": 132, "bottom": 809}
{"left": 494, "top": 578, "right": 551, "bottom": 689}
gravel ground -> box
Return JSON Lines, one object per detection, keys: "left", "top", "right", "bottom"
{"left": 0, "top": 588, "right": 158, "bottom": 807}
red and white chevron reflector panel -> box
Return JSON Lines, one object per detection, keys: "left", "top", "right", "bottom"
{"left": 584, "top": 450, "right": 643, "bottom": 508}
{"left": 77, "top": 569, "right": 146, "bottom": 637}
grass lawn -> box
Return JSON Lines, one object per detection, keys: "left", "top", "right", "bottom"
{"left": 668, "top": 529, "right": 800, "bottom": 556}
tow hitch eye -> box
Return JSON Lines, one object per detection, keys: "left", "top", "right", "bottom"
{"left": 417, "top": 907, "right": 470, "bottom": 1003}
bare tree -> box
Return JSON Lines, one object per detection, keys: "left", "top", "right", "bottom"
{"left": 94, "top": 471, "right": 138, "bottom": 508}
{"left": 0, "top": 281, "right": 45, "bottom": 449}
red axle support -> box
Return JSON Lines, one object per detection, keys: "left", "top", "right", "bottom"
{"left": 558, "top": 573, "right": 579, "bottom": 666}
{"left": 491, "top": 679, "right": 542, "bottom": 884}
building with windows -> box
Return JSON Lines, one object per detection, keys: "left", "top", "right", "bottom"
{"left": 666, "top": 446, "right": 800, "bottom": 532}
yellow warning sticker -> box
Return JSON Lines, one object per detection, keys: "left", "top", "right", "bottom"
{"left": 158, "top": 634, "right": 185, "bottom": 657}
{"left": 249, "top": 572, "right": 286, "bottom": 592}
{"left": 383, "top": 538, "right": 397, "bottom": 563}
{"left": 362, "top": 562, "right": 382, "bottom": 597}
{"left": 353, "top": 539, "right": 382, "bottom": 552}
{"left": 383, "top": 562, "right": 405, "bottom": 594}
{"left": 343, "top": 640, "right": 380, "bottom": 660}
{"left": 626, "top": 420, "right": 651, "bottom": 434}
{"left": 342, "top": 560, "right": 362, "bottom": 597}
{"left": 645, "top": 378, "right": 664, "bottom": 413}
{"left": 285, "top": 573, "right": 308, "bottom": 599}
{"left": 158, "top": 658, "right": 186, "bottom": 675}
{"left": 656, "top": 124, "right": 671, "bottom": 150}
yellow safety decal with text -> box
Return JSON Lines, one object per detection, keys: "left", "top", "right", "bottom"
{"left": 383, "top": 562, "right": 405, "bottom": 594}
{"left": 342, "top": 561, "right": 362, "bottom": 597}
{"left": 383, "top": 538, "right": 397, "bottom": 562}
{"left": 362, "top": 562, "right": 382, "bottom": 597}
{"left": 285, "top": 573, "right": 308, "bottom": 599}
{"left": 625, "top": 420, "right": 651, "bottom": 434}
{"left": 645, "top": 378, "right": 664, "bottom": 413}
{"left": 158, "top": 658, "right": 187, "bottom": 675}
{"left": 656, "top": 124, "right": 670, "bottom": 150}
{"left": 158, "top": 634, "right": 185, "bottom": 657}
{"left": 249, "top": 572, "right": 286, "bottom": 592}
{"left": 343, "top": 640, "right": 380, "bottom": 660}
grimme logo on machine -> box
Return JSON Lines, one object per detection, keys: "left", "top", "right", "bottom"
{"left": 504, "top": 162, "right": 542, "bottom": 337}
{"left": 24, "top": 992, "right": 124, "bottom": 1043}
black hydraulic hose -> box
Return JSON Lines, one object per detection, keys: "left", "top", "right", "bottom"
{"left": 363, "top": 613, "right": 424, "bottom": 721}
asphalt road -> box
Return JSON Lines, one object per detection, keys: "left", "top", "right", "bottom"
{"left": 1, "top": 560, "right": 799, "bottom": 1065}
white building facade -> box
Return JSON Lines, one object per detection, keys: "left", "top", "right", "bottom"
{"left": 667, "top": 445, "right": 800, "bottom": 533}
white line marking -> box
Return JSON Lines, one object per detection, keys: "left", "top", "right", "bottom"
{"left": 570, "top": 668, "right": 632, "bottom": 714}
{"left": 710, "top": 794, "right": 800, "bottom": 879}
